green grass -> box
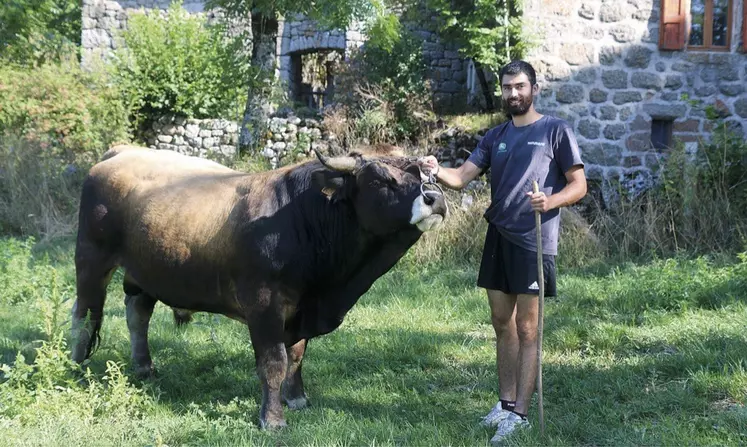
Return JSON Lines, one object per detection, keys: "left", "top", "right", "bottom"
{"left": 1, "top": 237, "right": 747, "bottom": 446}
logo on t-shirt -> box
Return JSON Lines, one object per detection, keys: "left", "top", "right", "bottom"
{"left": 527, "top": 141, "right": 545, "bottom": 147}
{"left": 496, "top": 142, "right": 507, "bottom": 153}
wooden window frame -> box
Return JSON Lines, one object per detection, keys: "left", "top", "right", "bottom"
{"left": 686, "top": 0, "right": 734, "bottom": 51}
{"left": 660, "top": 0, "right": 741, "bottom": 51}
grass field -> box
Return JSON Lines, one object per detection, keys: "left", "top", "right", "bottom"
{"left": 1, "top": 236, "right": 746, "bottom": 446}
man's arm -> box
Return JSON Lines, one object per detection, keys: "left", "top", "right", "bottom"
{"left": 421, "top": 156, "right": 483, "bottom": 190}
{"left": 527, "top": 166, "right": 587, "bottom": 213}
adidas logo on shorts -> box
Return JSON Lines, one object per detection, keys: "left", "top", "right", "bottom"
{"left": 528, "top": 281, "right": 539, "bottom": 291}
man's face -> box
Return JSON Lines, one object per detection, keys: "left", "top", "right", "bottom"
{"left": 500, "top": 73, "right": 536, "bottom": 116}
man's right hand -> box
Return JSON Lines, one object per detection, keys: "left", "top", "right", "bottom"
{"left": 419, "top": 155, "right": 440, "bottom": 177}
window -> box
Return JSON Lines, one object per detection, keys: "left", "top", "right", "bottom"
{"left": 660, "top": 0, "right": 744, "bottom": 51}
{"left": 688, "top": 0, "right": 731, "bottom": 48}
{"left": 651, "top": 119, "right": 673, "bottom": 151}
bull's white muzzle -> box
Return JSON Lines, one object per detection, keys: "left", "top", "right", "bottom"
{"left": 410, "top": 194, "right": 446, "bottom": 232}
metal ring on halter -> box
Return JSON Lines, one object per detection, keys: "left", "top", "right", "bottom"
{"left": 420, "top": 179, "right": 444, "bottom": 198}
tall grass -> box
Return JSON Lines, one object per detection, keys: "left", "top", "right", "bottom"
{"left": 588, "top": 126, "right": 747, "bottom": 259}
{"left": 0, "top": 135, "right": 88, "bottom": 239}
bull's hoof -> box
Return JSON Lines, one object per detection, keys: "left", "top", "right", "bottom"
{"left": 284, "top": 395, "right": 309, "bottom": 410}
{"left": 259, "top": 417, "right": 288, "bottom": 430}
{"left": 133, "top": 363, "right": 156, "bottom": 379}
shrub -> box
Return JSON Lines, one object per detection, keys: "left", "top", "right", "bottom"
{"left": 327, "top": 13, "right": 435, "bottom": 146}
{"left": 588, "top": 124, "right": 747, "bottom": 258}
{"left": 0, "top": 60, "right": 131, "bottom": 163}
{"left": 111, "top": 1, "right": 253, "bottom": 131}
{"left": 0, "top": 135, "right": 88, "bottom": 238}
{"left": 0, "top": 0, "right": 81, "bottom": 65}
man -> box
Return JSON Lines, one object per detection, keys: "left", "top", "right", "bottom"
{"left": 421, "top": 60, "right": 586, "bottom": 443}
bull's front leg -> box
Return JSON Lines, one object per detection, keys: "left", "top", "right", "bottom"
{"left": 245, "top": 286, "right": 288, "bottom": 429}
{"left": 282, "top": 338, "right": 309, "bottom": 409}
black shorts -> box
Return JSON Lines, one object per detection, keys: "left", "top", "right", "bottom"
{"left": 477, "top": 224, "right": 557, "bottom": 297}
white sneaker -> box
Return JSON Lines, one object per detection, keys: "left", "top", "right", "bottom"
{"left": 480, "top": 402, "right": 513, "bottom": 427}
{"left": 490, "top": 412, "right": 530, "bottom": 444}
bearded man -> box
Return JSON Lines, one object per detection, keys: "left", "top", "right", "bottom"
{"left": 421, "top": 60, "right": 587, "bottom": 443}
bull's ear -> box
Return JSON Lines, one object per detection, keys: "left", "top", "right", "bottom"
{"left": 312, "top": 169, "right": 349, "bottom": 201}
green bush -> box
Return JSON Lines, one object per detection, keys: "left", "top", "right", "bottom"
{"left": 0, "top": 60, "right": 130, "bottom": 163}
{"left": 111, "top": 1, "right": 253, "bottom": 130}
{"left": 0, "top": 0, "right": 81, "bottom": 65}
{"left": 329, "top": 13, "right": 435, "bottom": 145}
{"left": 589, "top": 123, "right": 747, "bottom": 258}
{"left": 0, "top": 136, "right": 88, "bottom": 238}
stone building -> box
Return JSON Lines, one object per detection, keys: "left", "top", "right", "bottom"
{"left": 81, "top": 0, "right": 474, "bottom": 112}
{"left": 522, "top": 0, "right": 747, "bottom": 191}
{"left": 82, "top": 0, "right": 747, "bottom": 186}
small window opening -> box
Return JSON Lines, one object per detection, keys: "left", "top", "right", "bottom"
{"left": 651, "top": 119, "right": 673, "bottom": 150}
{"left": 291, "top": 50, "right": 342, "bottom": 111}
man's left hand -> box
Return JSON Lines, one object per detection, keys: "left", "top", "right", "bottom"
{"left": 527, "top": 191, "right": 551, "bottom": 213}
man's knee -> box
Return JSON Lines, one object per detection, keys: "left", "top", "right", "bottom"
{"left": 488, "top": 289, "right": 516, "bottom": 333}
{"left": 490, "top": 312, "right": 513, "bottom": 334}
{"left": 516, "top": 319, "right": 538, "bottom": 343}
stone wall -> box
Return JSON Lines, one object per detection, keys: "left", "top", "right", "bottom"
{"left": 81, "top": 0, "right": 218, "bottom": 67}
{"left": 409, "top": 25, "right": 473, "bottom": 112}
{"left": 81, "top": 0, "right": 475, "bottom": 113}
{"left": 522, "top": 0, "right": 747, "bottom": 195}
{"left": 146, "top": 116, "right": 239, "bottom": 163}
{"left": 146, "top": 114, "right": 334, "bottom": 167}
{"left": 261, "top": 115, "right": 332, "bottom": 167}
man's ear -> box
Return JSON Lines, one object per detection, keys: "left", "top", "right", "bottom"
{"left": 532, "top": 83, "right": 540, "bottom": 96}
{"left": 312, "top": 169, "right": 350, "bottom": 200}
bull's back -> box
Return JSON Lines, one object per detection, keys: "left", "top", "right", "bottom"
{"left": 79, "top": 147, "right": 249, "bottom": 304}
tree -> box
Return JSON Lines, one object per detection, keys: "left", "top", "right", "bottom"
{"left": 206, "top": 0, "right": 378, "bottom": 150}
{"left": 404, "top": 0, "right": 532, "bottom": 111}
{"left": 0, "top": 0, "right": 81, "bottom": 65}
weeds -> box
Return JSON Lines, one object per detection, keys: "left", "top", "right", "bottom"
{"left": 0, "top": 136, "right": 88, "bottom": 239}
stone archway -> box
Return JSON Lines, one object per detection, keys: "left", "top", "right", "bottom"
{"left": 277, "top": 16, "right": 365, "bottom": 109}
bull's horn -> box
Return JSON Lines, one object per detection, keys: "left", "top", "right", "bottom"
{"left": 313, "top": 147, "right": 359, "bottom": 173}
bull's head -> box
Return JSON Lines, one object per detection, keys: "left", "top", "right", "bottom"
{"left": 313, "top": 148, "right": 447, "bottom": 234}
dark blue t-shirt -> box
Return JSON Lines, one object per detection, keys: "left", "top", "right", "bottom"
{"left": 467, "top": 115, "right": 584, "bottom": 255}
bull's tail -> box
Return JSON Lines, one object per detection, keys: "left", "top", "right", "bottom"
{"left": 70, "top": 296, "right": 107, "bottom": 363}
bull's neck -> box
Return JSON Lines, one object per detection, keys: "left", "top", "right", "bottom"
{"left": 287, "top": 169, "right": 375, "bottom": 282}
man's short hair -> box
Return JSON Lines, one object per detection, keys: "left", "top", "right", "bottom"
{"left": 499, "top": 60, "right": 537, "bottom": 86}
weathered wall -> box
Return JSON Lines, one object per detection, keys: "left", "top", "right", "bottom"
{"left": 148, "top": 116, "right": 239, "bottom": 162}
{"left": 81, "top": 0, "right": 474, "bottom": 113}
{"left": 146, "top": 113, "right": 334, "bottom": 167}
{"left": 81, "top": 0, "right": 220, "bottom": 67}
{"left": 522, "top": 0, "right": 747, "bottom": 194}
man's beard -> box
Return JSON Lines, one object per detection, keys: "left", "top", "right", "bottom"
{"left": 502, "top": 95, "right": 532, "bottom": 116}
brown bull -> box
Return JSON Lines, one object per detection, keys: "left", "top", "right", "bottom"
{"left": 71, "top": 144, "right": 447, "bottom": 428}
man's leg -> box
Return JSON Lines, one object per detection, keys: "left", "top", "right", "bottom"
{"left": 487, "top": 289, "right": 518, "bottom": 403}
{"left": 513, "top": 293, "right": 539, "bottom": 416}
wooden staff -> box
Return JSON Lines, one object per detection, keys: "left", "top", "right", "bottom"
{"left": 532, "top": 180, "right": 545, "bottom": 436}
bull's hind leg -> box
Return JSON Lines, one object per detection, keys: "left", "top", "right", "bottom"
{"left": 125, "top": 292, "right": 157, "bottom": 378}
{"left": 282, "top": 339, "right": 309, "bottom": 410}
{"left": 71, "top": 242, "right": 116, "bottom": 364}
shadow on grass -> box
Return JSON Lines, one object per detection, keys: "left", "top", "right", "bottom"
{"left": 0, "top": 307, "right": 45, "bottom": 364}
